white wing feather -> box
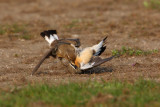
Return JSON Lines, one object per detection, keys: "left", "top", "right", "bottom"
{"left": 45, "top": 34, "right": 59, "bottom": 45}
{"left": 91, "top": 40, "right": 103, "bottom": 56}
{"left": 80, "top": 62, "right": 95, "bottom": 70}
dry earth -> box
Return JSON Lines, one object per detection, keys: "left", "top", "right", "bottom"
{"left": 0, "top": 0, "right": 160, "bottom": 90}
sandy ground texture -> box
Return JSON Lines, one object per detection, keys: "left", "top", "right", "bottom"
{"left": 0, "top": 0, "right": 160, "bottom": 89}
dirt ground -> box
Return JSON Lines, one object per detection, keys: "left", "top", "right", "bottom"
{"left": 0, "top": 0, "right": 160, "bottom": 89}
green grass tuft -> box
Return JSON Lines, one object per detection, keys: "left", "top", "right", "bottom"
{"left": 64, "top": 19, "right": 94, "bottom": 30}
{"left": 144, "top": 0, "right": 160, "bottom": 10}
{"left": 1, "top": 80, "right": 160, "bottom": 107}
{"left": 0, "top": 24, "right": 32, "bottom": 40}
{"left": 112, "top": 46, "right": 158, "bottom": 56}
{"left": 65, "top": 19, "right": 81, "bottom": 29}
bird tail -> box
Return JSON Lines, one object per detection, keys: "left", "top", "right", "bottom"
{"left": 40, "top": 30, "right": 59, "bottom": 45}
{"left": 92, "top": 36, "right": 107, "bottom": 56}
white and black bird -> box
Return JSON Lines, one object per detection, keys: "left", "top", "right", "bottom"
{"left": 71, "top": 36, "right": 115, "bottom": 71}
{"left": 31, "top": 30, "right": 115, "bottom": 75}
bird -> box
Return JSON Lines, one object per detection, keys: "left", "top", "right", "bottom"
{"left": 40, "top": 30, "right": 81, "bottom": 64}
{"left": 31, "top": 30, "right": 81, "bottom": 75}
{"left": 69, "top": 36, "right": 115, "bottom": 71}
{"left": 31, "top": 30, "right": 115, "bottom": 75}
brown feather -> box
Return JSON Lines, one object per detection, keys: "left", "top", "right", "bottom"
{"left": 31, "top": 48, "right": 54, "bottom": 75}
{"left": 32, "top": 39, "right": 78, "bottom": 75}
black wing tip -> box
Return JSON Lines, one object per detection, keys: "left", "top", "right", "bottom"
{"left": 40, "top": 30, "right": 57, "bottom": 38}
{"left": 40, "top": 32, "right": 45, "bottom": 38}
{"left": 96, "top": 46, "right": 106, "bottom": 56}
{"left": 103, "top": 36, "right": 108, "bottom": 42}
{"left": 97, "top": 36, "right": 108, "bottom": 55}
{"left": 47, "top": 30, "right": 57, "bottom": 34}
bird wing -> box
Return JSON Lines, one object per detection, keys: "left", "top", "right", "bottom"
{"left": 91, "top": 56, "right": 115, "bottom": 67}
{"left": 31, "top": 41, "right": 74, "bottom": 75}
{"left": 40, "top": 30, "right": 59, "bottom": 45}
{"left": 80, "top": 56, "right": 115, "bottom": 70}
{"left": 91, "top": 36, "right": 107, "bottom": 56}
{"left": 59, "top": 38, "right": 81, "bottom": 47}
{"left": 40, "top": 30, "right": 81, "bottom": 47}
{"left": 31, "top": 47, "right": 54, "bottom": 75}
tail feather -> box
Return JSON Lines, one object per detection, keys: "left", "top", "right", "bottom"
{"left": 40, "top": 30, "right": 59, "bottom": 45}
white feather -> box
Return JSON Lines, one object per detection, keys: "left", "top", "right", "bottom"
{"left": 53, "top": 34, "right": 59, "bottom": 40}
{"left": 44, "top": 34, "right": 59, "bottom": 45}
{"left": 91, "top": 40, "right": 103, "bottom": 56}
{"left": 80, "top": 62, "right": 95, "bottom": 70}
{"left": 44, "top": 36, "right": 52, "bottom": 45}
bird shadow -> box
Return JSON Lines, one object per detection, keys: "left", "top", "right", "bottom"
{"left": 80, "top": 66, "right": 113, "bottom": 74}
{"left": 35, "top": 70, "right": 67, "bottom": 76}
{"left": 33, "top": 66, "right": 113, "bottom": 75}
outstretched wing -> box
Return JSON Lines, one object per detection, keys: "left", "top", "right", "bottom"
{"left": 80, "top": 56, "right": 115, "bottom": 70}
{"left": 91, "top": 36, "right": 107, "bottom": 56}
{"left": 31, "top": 48, "right": 54, "bottom": 75}
{"left": 91, "top": 56, "right": 115, "bottom": 67}
{"left": 40, "top": 30, "right": 81, "bottom": 47}
{"left": 40, "top": 30, "right": 58, "bottom": 45}
{"left": 31, "top": 42, "right": 73, "bottom": 75}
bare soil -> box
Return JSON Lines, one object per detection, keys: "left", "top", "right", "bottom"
{"left": 0, "top": 0, "right": 160, "bottom": 90}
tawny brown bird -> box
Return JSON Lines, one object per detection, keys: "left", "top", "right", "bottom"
{"left": 31, "top": 30, "right": 115, "bottom": 75}
{"left": 32, "top": 30, "right": 81, "bottom": 75}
